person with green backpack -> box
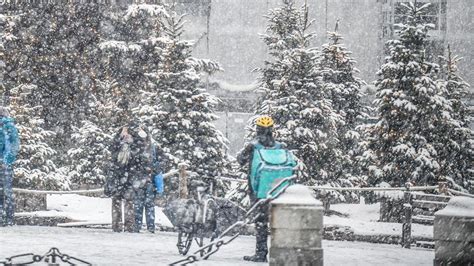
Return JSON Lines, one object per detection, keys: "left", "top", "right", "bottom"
{"left": 237, "top": 115, "right": 297, "bottom": 262}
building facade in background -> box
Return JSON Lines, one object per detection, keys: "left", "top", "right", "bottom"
{"left": 173, "top": 0, "right": 473, "bottom": 96}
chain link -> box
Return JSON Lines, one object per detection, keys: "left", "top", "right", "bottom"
{"left": 169, "top": 176, "right": 295, "bottom": 265}
{"left": 1, "top": 247, "right": 91, "bottom": 265}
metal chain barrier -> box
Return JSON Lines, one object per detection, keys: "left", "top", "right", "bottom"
{"left": 169, "top": 176, "right": 296, "bottom": 265}
{"left": 0, "top": 247, "right": 91, "bottom": 265}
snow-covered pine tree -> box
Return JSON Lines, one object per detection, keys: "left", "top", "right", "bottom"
{"left": 67, "top": 101, "right": 113, "bottom": 187}
{"left": 9, "top": 84, "right": 69, "bottom": 190}
{"left": 318, "top": 23, "right": 368, "bottom": 194}
{"left": 361, "top": 2, "right": 451, "bottom": 187}
{"left": 137, "top": 11, "right": 228, "bottom": 192}
{"left": 68, "top": 4, "right": 169, "bottom": 187}
{"left": 256, "top": 0, "right": 301, "bottom": 95}
{"left": 437, "top": 47, "right": 473, "bottom": 192}
{"left": 67, "top": 120, "right": 112, "bottom": 187}
{"left": 254, "top": 1, "right": 350, "bottom": 201}
{"left": 99, "top": 3, "right": 169, "bottom": 122}
{"left": 0, "top": 13, "right": 18, "bottom": 93}
{"left": 2, "top": 3, "right": 107, "bottom": 154}
{"left": 1, "top": 13, "right": 68, "bottom": 190}
{"left": 233, "top": 0, "right": 305, "bottom": 205}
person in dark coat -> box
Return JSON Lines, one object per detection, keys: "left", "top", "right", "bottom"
{"left": 0, "top": 107, "right": 20, "bottom": 226}
{"left": 237, "top": 115, "right": 279, "bottom": 263}
{"left": 106, "top": 121, "right": 153, "bottom": 232}
{"left": 133, "top": 136, "right": 162, "bottom": 233}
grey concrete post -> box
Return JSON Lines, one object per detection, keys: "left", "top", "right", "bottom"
{"left": 434, "top": 196, "right": 474, "bottom": 265}
{"left": 269, "top": 184, "right": 323, "bottom": 266}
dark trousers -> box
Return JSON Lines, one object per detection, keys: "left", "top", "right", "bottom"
{"left": 112, "top": 196, "right": 135, "bottom": 232}
{"left": 254, "top": 201, "right": 269, "bottom": 256}
{"left": 0, "top": 164, "right": 14, "bottom": 226}
{"left": 134, "top": 183, "right": 156, "bottom": 232}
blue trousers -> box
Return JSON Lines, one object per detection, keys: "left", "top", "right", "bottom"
{"left": 0, "top": 164, "right": 14, "bottom": 226}
{"left": 134, "top": 183, "right": 156, "bottom": 232}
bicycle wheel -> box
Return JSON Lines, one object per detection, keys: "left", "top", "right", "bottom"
{"left": 177, "top": 230, "right": 194, "bottom": 255}
{"left": 195, "top": 225, "right": 217, "bottom": 260}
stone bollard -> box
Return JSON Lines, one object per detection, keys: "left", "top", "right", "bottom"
{"left": 270, "top": 184, "right": 323, "bottom": 266}
{"left": 434, "top": 196, "right": 474, "bottom": 266}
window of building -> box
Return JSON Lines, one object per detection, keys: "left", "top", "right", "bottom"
{"left": 382, "top": 0, "right": 447, "bottom": 37}
{"left": 393, "top": 1, "right": 446, "bottom": 31}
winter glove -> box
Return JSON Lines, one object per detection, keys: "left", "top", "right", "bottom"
{"left": 154, "top": 173, "right": 164, "bottom": 195}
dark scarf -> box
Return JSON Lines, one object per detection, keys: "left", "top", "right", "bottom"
{"left": 256, "top": 126, "right": 275, "bottom": 147}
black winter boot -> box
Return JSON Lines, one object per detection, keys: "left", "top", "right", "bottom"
{"left": 243, "top": 253, "right": 267, "bottom": 262}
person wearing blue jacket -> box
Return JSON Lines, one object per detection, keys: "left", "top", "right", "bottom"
{"left": 0, "top": 107, "right": 20, "bottom": 226}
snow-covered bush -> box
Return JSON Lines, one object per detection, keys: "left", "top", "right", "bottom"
{"left": 9, "top": 84, "right": 69, "bottom": 190}
{"left": 67, "top": 120, "right": 112, "bottom": 187}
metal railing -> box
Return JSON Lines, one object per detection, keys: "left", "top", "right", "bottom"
{"left": 11, "top": 168, "right": 183, "bottom": 195}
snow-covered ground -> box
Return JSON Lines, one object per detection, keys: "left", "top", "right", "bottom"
{"left": 18, "top": 194, "right": 433, "bottom": 238}
{"left": 5, "top": 194, "right": 436, "bottom": 265}
{"left": 16, "top": 194, "right": 173, "bottom": 227}
{"left": 328, "top": 203, "right": 433, "bottom": 238}
{"left": 0, "top": 226, "right": 434, "bottom": 265}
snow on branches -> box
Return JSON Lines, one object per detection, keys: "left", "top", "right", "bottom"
{"left": 360, "top": 2, "right": 472, "bottom": 191}
{"left": 135, "top": 11, "right": 229, "bottom": 192}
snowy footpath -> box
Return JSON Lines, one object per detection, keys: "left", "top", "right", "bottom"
{"left": 0, "top": 226, "right": 434, "bottom": 265}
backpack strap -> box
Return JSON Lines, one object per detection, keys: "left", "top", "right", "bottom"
{"left": 254, "top": 142, "right": 264, "bottom": 150}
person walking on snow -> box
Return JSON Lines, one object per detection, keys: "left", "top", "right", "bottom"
{"left": 237, "top": 115, "right": 279, "bottom": 262}
{"left": 0, "top": 107, "right": 20, "bottom": 226}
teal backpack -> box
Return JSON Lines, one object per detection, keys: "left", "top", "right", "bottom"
{"left": 250, "top": 142, "right": 297, "bottom": 199}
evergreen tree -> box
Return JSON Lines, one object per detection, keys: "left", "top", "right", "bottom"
{"left": 2, "top": 2, "right": 106, "bottom": 153}
{"left": 0, "top": 13, "right": 18, "bottom": 94}
{"left": 318, "top": 25, "right": 368, "bottom": 194}
{"left": 65, "top": 4, "right": 169, "bottom": 187}
{"left": 9, "top": 84, "right": 69, "bottom": 190}
{"left": 437, "top": 47, "right": 473, "bottom": 192}
{"left": 1, "top": 12, "right": 68, "bottom": 190}
{"left": 360, "top": 2, "right": 451, "bottom": 187}
{"left": 253, "top": 1, "right": 355, "bottom": 201}
{"left": 234, "top": 0, "right": 305, "bottom": 204}
{"left": 66, "top": 76, "right": 125, "bottom": 187}
{"left": 136, "top": 11, "right": 228, "bottom": 192}
{"left": 99, "top": 4, "right": 168, "bottom": 121}
{"left": 256, "top": 0, "right": 301, "bottom": 95}
{"left": 67, "top": 116, "right": 113, "bottom": 188}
